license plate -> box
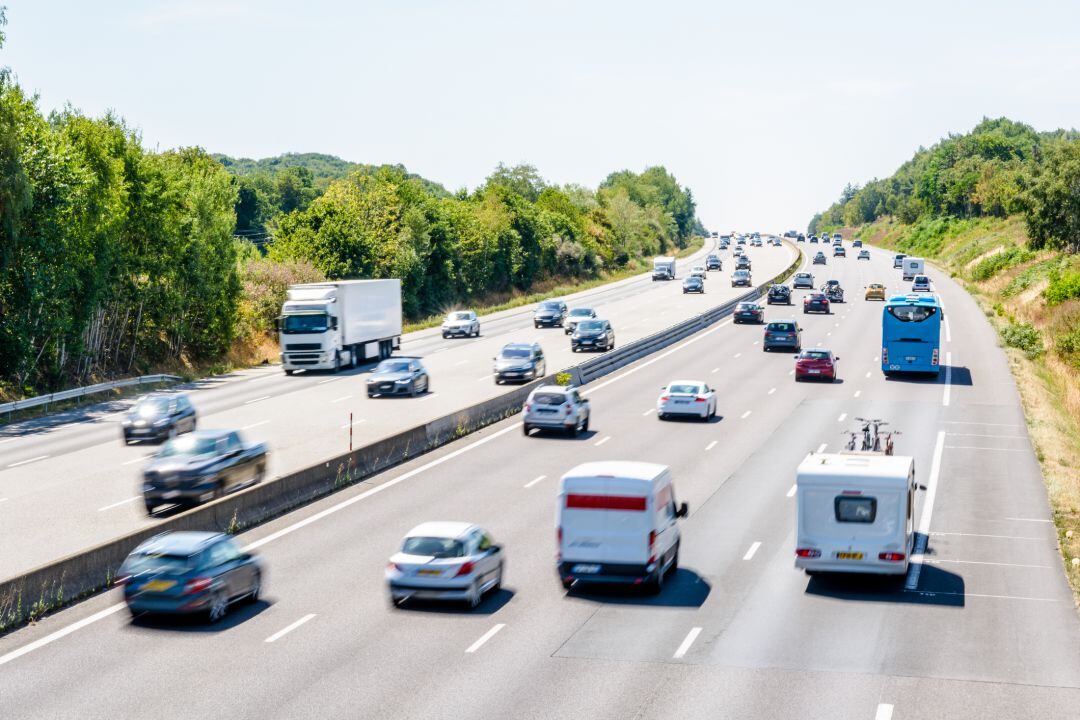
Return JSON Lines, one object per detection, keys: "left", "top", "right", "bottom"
{"left": 808, "top": 369, "right": 820, "bottom": 374}
{"left": 836, "top": 552, "right": 863, "bottom": 560}
{"left": 141, "top": 580, "right": 176, "bottom": 592}
{"left": 572, "top": 564, "right": 600, "bottom": 574}
{"left": 538, "top": 408, "right": 556, "bottom": 414}
{"left": 675, "top": 400, "right": 689, "bottom": 404}
{"left": 505, "top": 372, "right": 520, "bottom": 377}
{"left": 417, "top": 569, "right": 442, "bottom": 576}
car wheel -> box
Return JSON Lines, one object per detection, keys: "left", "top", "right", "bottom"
{"left": 247, "top": 571, "right": 261, "bottom": 604}
{"left": 669, "top": 542, "right": 680, "bottom": 576}
{"left": 568, "top": 421, "right": 579, "bottom": 438}
{"left": 442, "top": 332, "right": 448, "bottom": 339}
{"left": 561, "top": 578, "right": 574, "bottom": 590}
{"left": 467, "top": 581, "right": 482, "bottom": 609}
{"left": 582, "top": 415, "right": 589, "bottom": 432}
{"left": 647, "top": 562, "right": 665, "bottom": 595}
{"left": 284, "top": 369, "right": 294, "bottom": 376}
{"left": 208, "top": 590, "right": 228, "bottom": 623}
{"left": 409, "top": 382, "right": 418, "bottom": 398}
{"left": 494, "top": 563, "right": 504, "bottom": 592}
{"left": 658, "top": 412, "right": 666, "bottom": 421}
{"left": 522, "top": 424, "right": 531, "bottom": 436}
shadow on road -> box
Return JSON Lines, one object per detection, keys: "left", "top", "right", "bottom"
{"left": 567, "top": 568, "right": 711, "bottom": 608}
{"left": 395, "top": 588, "right": 515, "bottom": 615}
{"left": 803, "top": 564, "right": 965, "bottom": 608}
{"left": 885, "top": 365, "right": 972, "bottom": 387}
{"left": 127, "top": 598, "right": 272, "bottom": 633}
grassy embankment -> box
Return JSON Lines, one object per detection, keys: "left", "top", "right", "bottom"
{"left": 854, "top": 216, "right": 1080, "bottom": 602}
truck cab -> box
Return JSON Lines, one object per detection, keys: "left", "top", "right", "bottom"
{"left": 652, "top": 257, "right": 676, "bottom": 281}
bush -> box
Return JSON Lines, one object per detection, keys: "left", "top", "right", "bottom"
{"left": 1044, "top": 270, "right": 1080, "bottom": 305}
{"left": 1000, "top": 322, "right": 1044, "bottom": 358}
{"left": 1056, "top": 327, "right": 1080, "bottom": 365}
{"left": 970, "top": 246, "right": 1035, "bottom": 281}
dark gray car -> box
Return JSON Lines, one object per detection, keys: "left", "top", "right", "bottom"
{"left": 533, "top": 301, "right": 567, "bottom": 328}
{"left": 763, "top": 320, "right": 803, "bottom": 352}
{"left": 571, "top": 319, "right": 615, "bottom": 352}
{"left": 366, "top": 358, "right": 430, "bottom": 397}
{"left": 494, "top": 342, "right": 546, "bottom": 384}
{"left": 142, "top": 430, "right": 267, "bottom": 514}
{"left": 122, "top": 394, "right": 197, "bottom": 444}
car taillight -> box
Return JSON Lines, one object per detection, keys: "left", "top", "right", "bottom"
{"left": 931, "top": 348, "right": 939, "bottom": 366}
{"left": 695, "top": 396, "right": 706, "bottom": 402}
{"left": 183, "top": 577, "right": 212, "bottom": 594}
{"left": 524, "top": 403, "right": 532, "bottom": 412}
{"left": 881, "top": 347, "right": 888, "bottom": 364}
{"left": 879, "top": 552, "right": 906, "bottom": 562}
{"left": 454, "top": 561, "right": 475, "bottom": 577}
{"left": 660, "top": 396, "right": 669, "bottom": 402}
{"left": 795, "top": 548, "right": 821, "bottom": 558}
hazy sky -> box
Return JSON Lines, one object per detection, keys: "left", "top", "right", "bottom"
{"left": 4, "top": 1, "right": 1079, "bottom": 232}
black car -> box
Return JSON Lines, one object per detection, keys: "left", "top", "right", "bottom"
{"left": 763, "top": 320, "right": 802, "bottom": 352}
{"left": 803, "top": 293, "right": 831, "bottom": 314}
{"left": 119, "top": 531, "right": 262, "bottom": 622}
{"left": 809, "top": 236, "right": 819, "bottom": 244}
{"left": 852, "top": 239, "right": 863, "bottom": 248}
{"left": 571, "top": 319, "right": 615, "bottom": 352}
{"left": 797, "top": 234, "right": 805, "bottom": 242}
{"left": 824, "top": 280, "right": 844, "bottom": 303}
{"left": 735, "top": 256, "right": 751, "bottom": 270}
{"left": 767, "top": 284, "right": 792, "bottom": 305}
{"left": 494, "top": 342, "right": 546, "bottom": 384}
{"left": 533, "top": 300, "right": 568, "bottom": 328}
{"left": 122, "top": 394, "right": 197, "bottom": 444}
{"left": 142, "top": 430, "right": 268, "bottom": 514}
{"left": 682, "top": 276, "right": 705, "bottom": 294}
{"left": 733, "top": 302, "right": 764, "bottom": 324}
{"left": 367, "top": 358, "right": 430, "bottom": 397}
{"left": 706, "top": 254, "right": 722, "bottom": 271}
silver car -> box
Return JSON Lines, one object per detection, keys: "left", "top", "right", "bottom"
{"left": 565, "top": 307, "right": 597, "bottom": 335}
{"left": 386, "top": 522, "right": 504, "bottom": 609}
{"left": 441, "top": 310, "right": 480, "bottom": 338}
{"left": 522, "top": 385, "right": 590, "bottom": 436}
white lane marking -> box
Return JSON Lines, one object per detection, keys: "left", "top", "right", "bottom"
{"left": 837, "top": 413, "right": 847, "bottom": 422}
{"left": 834, "top": 323, "right": 840, "bottom": 328}
{"left": 816, "top": 443, "right": 827, "bottom": 453}
{"left": 241, "top": 420, "right": 270, "bottom": 431}
{"left": 733, "top": 352, "right": 742, "bottom": 358}
{"left": 905, "top": 430, "right": 946, "bottom": 591}
{"left": 340, "top": 418, "right": 367, "bottom": 429}
{"left": 944, "top": 445, "right": 1027, "bottom": 452}
{"left": 752, "top": 341, "right": 758, "bottom": 345}
{"left": 0, "top": 603, "right": 126, "bottom": 667}
{"left": 786, "top": 484, "right": 797, "bottom": 498}
{"left": 743, "top": 541, "right": 762, "bottom": 560}
{"left": 853, "top": 390, "right": 861, "bottom": 398}
{"left": 524, "top": 475, "right": 546, "bottom": 489}
{"left": 418, "top": 394, "right": 437, "bottom": 402}
{"left": 941, "top": 421, "right": 1023, "bottom": 427}
{"left": 926, "top": 558, "right": 1050, "bottom": 569}
{"left": 465, "top": 623, "right": 506, "bottom": 653}
{"left": 706, "top": 440, "right": 718, "bottom": 451}
{"left": 826, "top": 332, "right": 831, "bottom": 337}
{"left": 906, "top": 589, "right": 1057, "bottom": 602}
{"left": 816, "top": 342, "right": 823, "bottom": 347}
{"left": 865, "top": 371, "right": 872, "bottom": 378}
{"left": 1004, "top": 517, "right": 1053, "bottom": 523}
{"left": 7, "top": 455, "right": 49, "bottom": 468}
{"left": 875, "top": 704, "right": 894, "bottom": 720}
{"left": 942, "top": 351, "right": 952, "bottom": 406}
{"left": 330, "top": 395, "right": 353, "bottom": 404}
{"left": 121, "top": 455, "right": 150, "bottom": 466}
{"left": 874, "top": 356, "right": 880, "bottom": 362}
{"left": 316, "top": 378, "right": 341, "bottom": 385}
{"left": 265, "top": 614, "right": 317, "bottom": 643}
{"left": 711, "top": 367, "right": 720, "bottom": 374}
{"left": 594, "top": 436, "right": 611, "bottom": 447}
{"left": 740, "top": 410, "right": 751, "bottom": 419}
{"left": 455, "top": 360, "right": 468, "bottom": 367}
{"left": 673, "top": 627, "right": 703, "bottom": 659}
{"left": 97, "top": 496, "right": 140, "bottom": 512}
{"left": 244, "top": 395, "right": 272, "bottom": 405}
{"left": 476, "top": 375, "right": 494, "bottom": 382}
{"left": 946, "top": 433, "right": 1027, "bottom": 439}
{"left": 944, "top": 316, "right": 952, "bottom": 342}
{"left": 788, "top": 369, "right": 794, "bottom": 376}
{"left": 642, "top": 408, "right": 656, "bottom": 416}
{"left": 931, "top": 532, "right": 1042, "bottom": 540}
{"left": 768, "top": 387, "right": 776, "bottom": 395}
{"left": 431, "top": 345, "right": 448, "bottom": 353}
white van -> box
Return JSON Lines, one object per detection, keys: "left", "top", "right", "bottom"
{"left": 652, "top": 256, "right": 676, "bottom": 281}
{"left": 557, "top": 461, "right": 688, "bottom": 591}
{"left": 902, "top": 257, "right": 925, "bottom": 281}
{"left": 795, "top": 453, "right": 916, "bottom": 576}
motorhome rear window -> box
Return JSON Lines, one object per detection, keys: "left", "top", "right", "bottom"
{"left": 565, "top": 494, "right": 646, "bottom": 511}
{"left": 835, "top": 496, "right": 877, "bottom": 523}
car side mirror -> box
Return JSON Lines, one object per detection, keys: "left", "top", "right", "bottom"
{"left": 834, "top": 356, "right": 840, "bottom": 361}
{"left": 488, "top": 544, "right": 502, "bottom": 554}
{"left": 676, "top": 502, "right": 689, "bottom": 519}
{"left": 239, "top": 552, "right": 253, "bottom": 562}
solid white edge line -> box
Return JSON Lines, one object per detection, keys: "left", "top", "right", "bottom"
{"left": 241, "top": 420, "right": 270, "bottom": 431}
{"left": 942, "top": 351, "right": 952, "bottom": 406}
{"left": 243, "top": 395, "right": 272, "bottom": 405}
{"left": 97, "top": 496, "right": 140, "bottom": 512}
{"left": 673, "top": 626, "right": 703, "bottom": 659}
{"left": 743, "top": 541, "right": 762, "bottom": 560}
{"left": 523, "top": 474, "right": 546, "bottom": 488}
{"left": 265, "top": 613, "right": 317, "bottom": 643}
{"left": 7, "top": 455, "right": 50, "bottom": 468}
{"left": 875, "top": 703, "right": 894, "bottom": 720}
{"left": 465, "top": 623, "right": 505, "bottom": 653}
{"left": 786, "top": 484, "right": 797, "bottom": 498}
{"left": 905, "top": 430, "right": 946, "bottom": 590}
{"left": 0, "top": 603, "right": 126, "bottom": 667}
{"left": 120, "top": 456, "right": 149, "bottom": 466}
{"left": 642, "top": 408, "right": 656, "bottom": 416}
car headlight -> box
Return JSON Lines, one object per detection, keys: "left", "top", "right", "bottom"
{"left": 395, "top": 378, "right": 411, "bottom": 383}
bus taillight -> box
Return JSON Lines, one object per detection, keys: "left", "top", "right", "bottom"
{"left": 931, "top": 348, "right": 939, "bottom": 366}
{"left": 881, "top": 347, "right": 888, "bottom": 365}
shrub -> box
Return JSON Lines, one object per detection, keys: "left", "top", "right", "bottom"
{"left": 1044, "top": 270, "right": 1080, "bottom": 305}
{"left": 1056, "top": 327, "right": 1080, "bottom": 365}
{"left": 970, "top": 246, "right": 1035, "bottom": 281}
{"left": 1000, "top": 322, "right": 1044, "bottom": 359}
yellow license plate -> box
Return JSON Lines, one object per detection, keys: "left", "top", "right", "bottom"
{"left": 142, "top": 579, "right": 176, "bottom": 592}
{"left": 417, "top": 569, "right": 442, "bottom": 576}
{"left": 836, "top": 552, "right": 864, "bottom": 560}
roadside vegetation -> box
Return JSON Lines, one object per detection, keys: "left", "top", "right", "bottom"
{"left": 812, "top": 117, "right": 1080, "bottom": 603}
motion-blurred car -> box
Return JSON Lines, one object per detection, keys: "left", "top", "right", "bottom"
{"left": 386, "top": 522, "right": 504, "bottom": 609}
{"left": 142, "top": 431, "right": 268, "bottom": 514}
{"left": 803, "top": 293, "right": 831, "bottom": 314}
{"left": 565, "top": 307, "right": 597, "bottom": 335}
{"left": 795, "top": 349, "right": 839, "bottom": 381}
{"left": 571, "top": 319, "right": 615, "bottom": 352}
{"left": 522, "top": 384, "right": 590, "bottom": 436}
{"left": 763, "top": 320, "right": 802, "bottom": 351}
{"left": 824, "top": 280, "right": 844, "bottom": 303}
{"left": 751, "top": 238, "right": 763, "bottom": 247}
{"left": 797, "top": 234, "right": 806, "bottom": 242}
{"left": 865, "top": 283, "right": 887, "bottom": 301}
{"left": 706, "top": 254, "right": 722, "bottom": 271}
{"left": 533, "top": 300, "right": 567, "bottom": 328}
{"left": 682, "top": 276, "right": 705, "bottom": 294}
{"left": 767, "top": 284, "right": 792, "bottom": 304}
{"left": 733, "top": 302, "right": 765, "bottom": 324}
{"left": 657, "top": 380, "right": 717, "bottom": 421}
{"left": 813, "top": 252, "right": 827, "bottom": 265}
{"left": 118, "top": 531, "right": 262, "bottom": 622}
{"left": 911, "top": 275, "right": 932, "bottom": 292}
{"left": 494, "top": 342, "right": 545, "bottom": 384}
{"left": 792, "top": 272, "right": 814, "bottom": 289}
{"left": 731, "top": 269, "right": 752, "bottom": 287}
{"left": 367, "top": 357, "right": 430, "bottom": 397}
{"left": 441, "top": 310, "right": 480, "bottom": 338}
{"left": 809, "top": 236, "right": 819, "bottom": 244}
{"left": 122, "top": 393, "right": 197, "bottom": 444}
{"left": 857, "top": 249, "right": 871, "bottom": 260}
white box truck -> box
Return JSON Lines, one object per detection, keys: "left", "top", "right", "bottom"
{"left": 557, "top": 461, "right": 688, "bottom": 592}
{"left": 652, "top": 256, "right": 676, "bottom": 281}
{"left": 902, "top": 257, "right": 925, "bottom": 281}
{"left": 795, "top": 453, "right": 916, "bottom": 576}
{"left": 278, "top": 279, "right": 402, "bottom": 375}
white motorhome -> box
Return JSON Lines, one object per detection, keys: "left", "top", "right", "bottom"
{"left": 557, "top": 461, "right": 687, "bottom": 591}
{"left": 652, "top": 256, "right": 676, "bottom": 281}
{"left": 795, "top": 453, "right": 916, "bottom": 576}
{"left": 902, "top": 257, "right": 925, "bottom": 281}
{"left": 278, "top": 280, "right": 402, "bottom": 374}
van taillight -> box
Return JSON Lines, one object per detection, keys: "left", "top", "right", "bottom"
{"left": 931, "top": 348, "right": 939, "bottom": 366}
{"left": 878, "top": 552, "right": 906, "bottom": 562}
{"left": 647, "top": 530, "right": 656, "bottom": 564}
{"left": 695, "top": 397, "right": 706, "bottom": 403}
{"left": 795, "top": 548, "right": 821, "bottom": 558}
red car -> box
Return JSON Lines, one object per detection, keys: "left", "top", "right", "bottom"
{"left": 803, "top": 293, "right": 830, "bottom": 314}
{"left": 795, "top": 350, "right": 838, "bottom": 381}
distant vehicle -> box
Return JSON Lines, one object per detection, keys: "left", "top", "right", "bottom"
{"left": 737, "top": 237, "right": 747, "bottom": 246}
{"left": 122, "top": 393, "right": 196, "bottom": 445}
{"left": 813, "top": 252, "right": 827, "bottom": 265}
{"left": 911, "top": 275, "right": 932, "bottom": 292}
{"left": 858, "top": 249, "right": 871, "bottom": 260}
{"left": 441, "top": 310, "right": 480, "bottom": 339}
{"left": 731, "top": 269, "right": 752, "bottom": 287}
{"left": 751, "top": 238, "right": 763, "bottom": 247}
{"left": 278, "top": 280, "right": 402, "bottom": 374}
{"left": 386, "top": 522, "right": 504, "bottom": 608}
{"left": 792, "top": 272, "right": 814, "bottom": 289}
{"left": 522, "top": 384, "right": 590, "bottom": 436}
{"left": 803, "top": 293, "right": 830, "bottom": 314}
{"left": 795, "top": 349, "right": 838, "bottom": 381}
{"left": 367, "top": 357, "right": 430, "bottom": 397}
{"left": 735, "top": 256, "right": 751, "bottom": 270}
{"left": 902, "top": 257, "right": 925, "bottom": 281}
{"left": 657, "top": 380, "right": 717, "bottom": 421}
{"left": 763, "top": 319, "right": 802, "bottom": 352}
{"left": 797, "top": 234, "right": 806, "bottom": 242}
{"left": 865, "top": 283, "right": 886, "bottom": 301}
{"left": 733, "top": 302, "right": 765, "bottom": 324}
{"left": 557, "top": 461, "right": 687, "bottom": 592}
{"left": 533, "top": 300, "right": 568, "bottom": 328}
{"left": 833, "top": 246, "right": 846, "bottom": 257}
{"left": 893, "top": 253, "right": 907, "bottom": 269}
{"left": 882, "top": 293, "right": 942, "bottom": 376}
{"left": 494, "top": 342, "right": 546, "bottom": 384}
{"left": 142, "top": 430, "right": 268, "bottom": 514}
{"left": 832, "top": 233, "right": 842, "bottom": 242}
{"left": 795, "top": 453, "right": 917, "bottom": 576}
{"left": 705, "top": 254, "right": 722, "bottom": 271}
{"left": 652, "top": 256, "right": 677, "bottom": 281}
{"left": 118, "top": 531, "right": 262, "bottom": 622}
{"left": 824, "top": 280, "right": 844, "bottom": 303}
{"left": 711, "top": 231, "right": 719, "bottom": 238}
{"left": 852, "top": 239, "right": 863, "bottom": 248}
{"left": 682, "top": 276, "right": 705, "bottom": 294}
{"left": 690, "top": 265, "right": 707, "bottom": 279}
{"left": 767, "top": 284, "right": 792, "bottom": 305}
{"left": 571, "top": 319, "right": 615, "bottom": 352}
{"left": 809, "top": 236, "right": 819, "bottom": 244}
{"left": 718, "top": 240, "right": 730, "bottom": 250}
{"left": 565, "top": 307, "right": 597, "bottom": 335}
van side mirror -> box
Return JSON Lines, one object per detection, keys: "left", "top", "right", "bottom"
{"left": 676, "top": 502, "right": 689, "bottom": 518}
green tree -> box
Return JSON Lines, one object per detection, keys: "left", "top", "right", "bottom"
{"left": 1025, "top": 139, "right": 1080, "bottom": 252}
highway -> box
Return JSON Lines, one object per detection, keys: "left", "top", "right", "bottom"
{"left": 2, "top": 242, "right": 1077, "bottom": 719}
{"left": 0, "top": 239, "right": 797, "bottom": 579}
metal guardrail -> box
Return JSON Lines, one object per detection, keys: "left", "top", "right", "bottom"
{"left": 0, "top": 374, "right": 182, "bottom": 418}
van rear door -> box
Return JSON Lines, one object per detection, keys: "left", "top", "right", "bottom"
{"left": 561, "top": 480, "right": 651, "bottom": 566}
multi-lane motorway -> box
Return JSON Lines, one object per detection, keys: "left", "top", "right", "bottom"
{"left": 2, "top": 240, "right": 1077, "bottom": 719}
{"left": 0, "top": 239, "right": 795, "bottom": 578}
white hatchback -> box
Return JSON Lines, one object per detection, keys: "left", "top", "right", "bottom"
{"left": 911, "top": 275, "right": 932, "bottom": 292}
{"left": 657, "top": 380, "right": 717, "bottom": 421}
{"left": 386, "top": 522, "right": 504, "bottom": 608}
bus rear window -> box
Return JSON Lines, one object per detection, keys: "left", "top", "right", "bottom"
{"left": 886, "top": 306, "right": 938, "bottom": 322}
{"left": 835, "top": 496, "right": 877, "bottom": 523}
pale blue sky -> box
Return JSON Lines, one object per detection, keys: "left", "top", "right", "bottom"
{"left": 4, "top": 1, "right": 1079, "bottom": 231}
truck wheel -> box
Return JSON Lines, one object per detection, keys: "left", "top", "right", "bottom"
{"left": 332, "top": 351, "right": 341, "bottom": 373}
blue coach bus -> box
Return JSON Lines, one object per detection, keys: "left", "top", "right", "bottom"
{"left": 881, "top": 294, "right": 942, "bottom": 376}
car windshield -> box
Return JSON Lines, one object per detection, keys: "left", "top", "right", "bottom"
{"left": 122, "top": 551, "right": 195, "bottom": 576}
{"left": 768, "top": 323, "right": 795, "bottom": 331}
{"left": 134, "top": 397, "right": 170, "bottom": 417}
{"left": 668, "top": 384, "right": 702, "bottom": 394}
{"left": 282, "top": 314, "right": 329, "bottom": 333}
{"left": 737, "top": 303, "right": 756, "bottom": 310}
{"left": 684, "top": 277, "right": 701, "bottom": 284}
{"left": 402, "top": 536, "right": 466, "bottom": 558}
{"left": 447, "top": 312, "right": 472, "bottom": 321}
{"left": 500, "top": 347, "right": 531, "bottom": 359}
{"left": 870, "top": 284, "right": 883, "bottom": 289}
{"left": 799, "top": 351, "right": 830, "bottom": 360}
{"left": 770, "top": 286, "right": 788, "bottom": 292}
{"left": 375, "top": 361, "right": 411, "bottom": 373}
{"left": 531, "top": 392, "right": 566, "bottom": 406}
{"left": 796, "top": 273, "right": 810, "bottom": 278}
{"left": 577, "top": 320, "right": 603, "bottom": 331}
{"left": 569, "top": 309, "right": 593, "bottom": 317}
{"left": 539, "top": 302, "right": 561, "bottom": 311}
{"left": 735, "top": 271, "right": 749, "bottom": 276}
{"left": 158, "top": 436, "right": 218, "bottom": 458}
{"left": 887, "top": 305, "right": 939, "bottom": 322}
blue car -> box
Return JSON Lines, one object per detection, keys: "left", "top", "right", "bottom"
{"left": 118, "top": 531, "right": 262, "bottom": 622}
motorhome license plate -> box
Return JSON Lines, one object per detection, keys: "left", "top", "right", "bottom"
{"left": 836, "top": 552, "right": 863, "bottom": 560}
{"left": 572, "top": 564, "right": 600, "bottom": 574}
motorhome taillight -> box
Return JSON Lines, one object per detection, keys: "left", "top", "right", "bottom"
{"left": 795, "top": 548, "right": 821, "bottom": 558}
{"left": 878, "top": 552, "right": 906, "bottom": 562}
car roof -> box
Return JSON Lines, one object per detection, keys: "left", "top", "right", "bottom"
{"left": 561, "top": 460, "right": 668, "bottom": 484}
{"left": 769, "top": 318, "right": 798, "bottom": 324}
{"left": 667, "top": 379, "right": 706, "bottom": 387}
{"left": 569, "top": 307, "right": 594, "bottom": 313}
{"left": 531, "top": 384, "right": 571, "bottom": 395}
{"left": 405, "top": 521, "right": 476, "bottom": 539}
{"left": 135, "top": 531, "right": 224, "bottom": 556}
{"left": 503, "top": 342, "right": 538, "bottom": 350}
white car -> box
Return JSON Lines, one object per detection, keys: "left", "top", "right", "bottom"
{"left": 657, "top": 380, "right": 717, "bottom": 421}
{"left": 386, "top": 522, "right": 504, "bottom": 608}
{"left": 690, "top": 265, "right": 707, "bottom": 280}
{"left": 911, "top": 275, "right": 932, "bottom": 292}
{"left": 522, "top": 385, "right": 590, "bottom": 436}
{"left": 441, "top": 310, "right": 480, "bottom": 338}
